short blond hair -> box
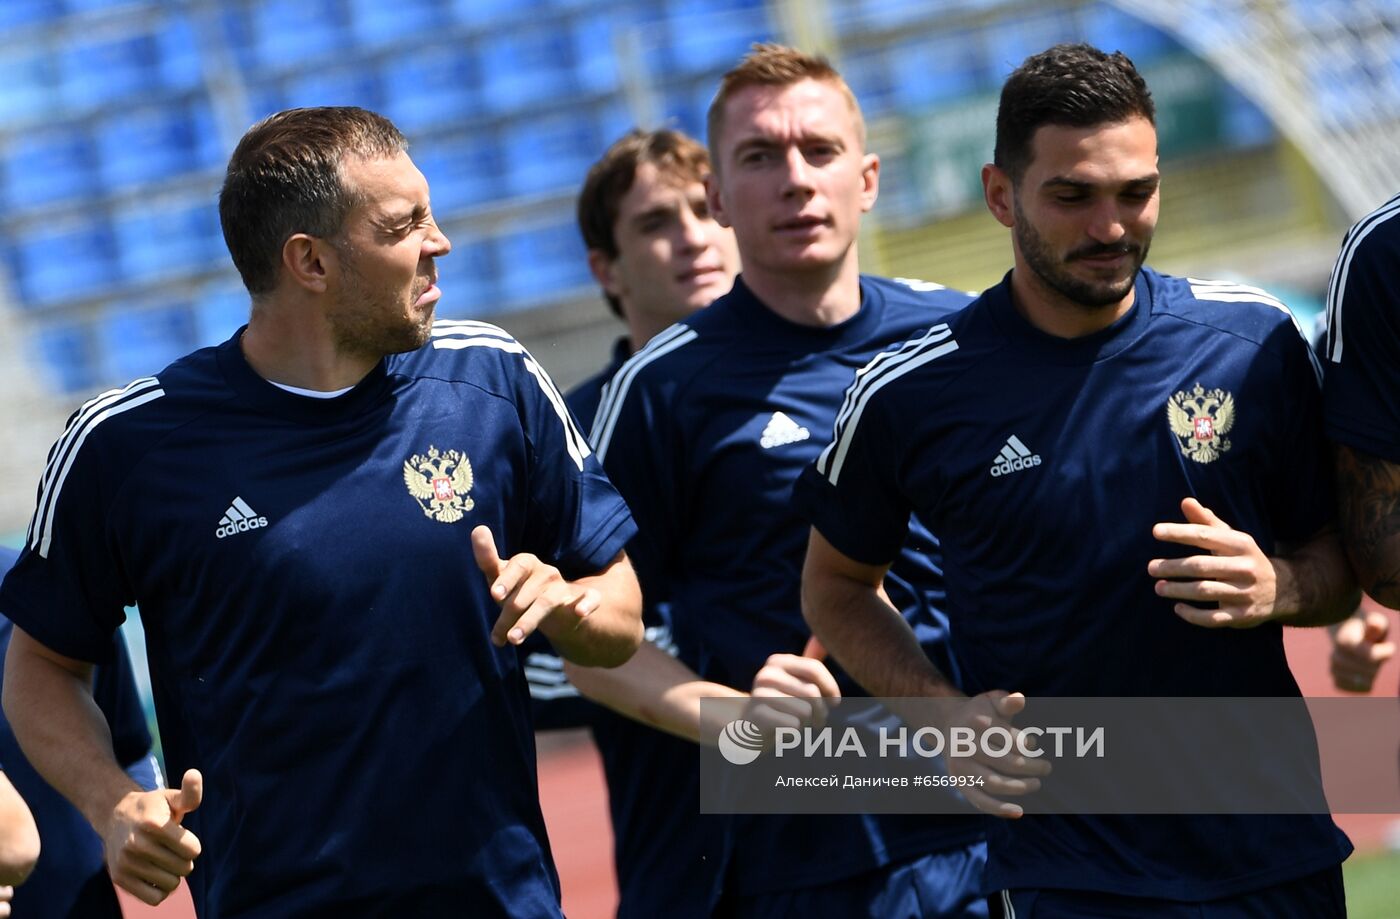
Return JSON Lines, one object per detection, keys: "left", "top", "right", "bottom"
{"left": 706, "top": 43, "right": 865, "bottom": 167}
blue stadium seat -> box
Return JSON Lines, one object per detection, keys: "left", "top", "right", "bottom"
{"left": 494, "top": 220, "right": 590, "bottom": 308}
{"left": 194, "top": 281, "right": 251, "bottom": 347}
{"left": 478, "top": 25, "right": 575, "bottom": 113}
{"left": 58, "top": 29, "right": 163, "bottom": 111}
{"left": 8, "top": 218, "right": 118, "bottom": 307}
{"left": 98, "top": 300, "right": 198, "bottom": 382}
{"left": 570, "top": 11, "right": 625, "bottom": 94}
{"left": 451, "top": 0, "right": 547, "bottom": 30}
{"left": 412, "top": 133, "right": 499, "bottom": 216}
{"left": 888, "top": 33, "right": 983, "bottom": 109}
{"left": 251, "top": 0, "right": 346, "bottom": 72}
{"left": 0, "top": 0, "right": 61, "bottom": 32}
{"left": 112, "top": 199, "right": 224, "bottom": 284}
{"left": 433, "top": 237, "right": 499, "bottom": 317}
{"left": 379, "top": 46, "right": 478, "bottom": 135}
{"left": 665, "top": 0, "right": 771, "bottom": 74}
{"left": 94, "top": 103, "right": 205, "bottom": 190}
{"left": 31, "top": 320, "right": 98, "bottom": 395}
{"left": 285, "top": 66, "right": 383, "bottom": 112}
{"left": 501, "top": 110, "right": 599, "bottom": 199}
{"left": 0, "top": 45, "right": 56, "bottom": 127}
{"left": 1, "top": 123, "right": 98, "bottom": 211}
{"left": 347, "top": 0, "right": 443, "bottom": 48}
{"left": 659, "top": 87, "right": 707, "bottom": 140}
{"left": 1079, "top": 4, "right": 1177, "bottom": 65}
{"left": 155, "top": 11, "right": 206, "bottom": 92}
{"left": 596, "top": 100, "right": 637, "bottom": 151}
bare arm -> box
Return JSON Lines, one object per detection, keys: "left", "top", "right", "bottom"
{"left": 472, "top": 526, "right": 642, "bottom": 668}
{"left": 3, "top": 628, "right": 202, "bottom": 906}
{"left": 564, "top": 641, "right": 744, "bottom": 744}
{"left": 1335, "top": 443, "right": 1400, "bottom": 608}
{"left": 800, "top": 527, "right": 1047, "bottom": 817}
{"left": 0, "top": 772, "right": 38, "bottom": 887}
{"left": 1272, "top": 526, "right": 1362, "bottom": 627}
{"left": 800, "top": 527, "right": 959, "bottom": 698}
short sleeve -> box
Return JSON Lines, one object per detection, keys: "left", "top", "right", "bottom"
{"left": 793, "top": 382, "right": 915, "bottom": 567}
{"left": 589, "top": 362, "right": 687, "bottom": 606}
{"left": 511, "top": 350, "right": 637, "bottom": 580}
{"left": 1265, "top": 317, "right": 1336, "bottom": 542}
{"left": 1323, "top": 211, "right": 1400, "bottom": 461}
{"left": 0, "top": 411, "right": 132, "bottom": 663}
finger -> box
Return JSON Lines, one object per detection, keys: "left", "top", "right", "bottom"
{"left": 991, "top": 691, "right": 1026, "bottom": 718}
{"left": 1363, "top": 611, "right": 1392, "bottom": 643}
{"left": 173, "top": 769, "right": 202, "bottom": 820}
{"left": 961, "top": 784, "right": 1024, "bottom": 819}
{"left": 115, "top": 874, "right": 170, "bottom": 907}
{"left": 1147, "top": 555, "right": 1252, "bottom": 580}
{"left": 761, "top": 655, "right": 842, "bottom": 699}
{"left": 126, "top": 833, "right": 198, "bottom": 876}
{"left": 571, "top": 587, "right": 600, "bottom": 618}
{"left": 497, "top": 593, "right": 564, "bottom": 646}
{"left": 1151, "top": 523, "right": 1242, "bottom": 554}
{"left": 471, "top": 525, "right": 503, "bottom": 582}
{"left": 1155, "top": 579, "right": 1245, "bottom": 604}
{"left": 124, "top": 855, "right": 185, "bottom": 894}
{"left": 802, "top": 635, "right": 827, "bottom": 661}
{"left": 490, "top": 557, "right": 537, "bottom": 607}
{"left": 1172, "top": 603, "right": 1238, "bottom": 628}
{"left": 1180, "top": 497, "right": 1227, "bottom": 528}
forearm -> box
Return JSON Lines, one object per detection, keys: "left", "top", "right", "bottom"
{"left": 0, "top": 773, "right": 39, "bottom": 886}
{"left": 564, "top": 641, "right": 743, "bottom": 743}
{"left": 543, "top": 553, "right": 643, "bottom": 667}
{"left": 801, "top": 532, "right": 960, "bottom": 698}
{"left": 1272, "top": 526, "right": 1362, "bottom": 626}
{"left": 1335, "top": 444, "right": 1400, "bottom": 607}
{"left": 2, "top": 629, "right": 139, "bottom": 833}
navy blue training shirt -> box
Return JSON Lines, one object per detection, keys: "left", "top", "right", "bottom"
{"left": 1323, "top": 192, "right": 1400, "bottom": 461}
{"left": 592, "top": 274, "right": 985, "bottom": 900}
{"left": 0, "top": 320, "right": 636, "bottom": 919}
{"left": 796, "top": 268, "right": 1352, "bottom": 899}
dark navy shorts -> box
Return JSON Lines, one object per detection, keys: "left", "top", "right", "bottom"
{"left": 719, "top": 841, "right": 989, "bottom": 919}
{"left": 992, "top": 864, "right": 1345, "bottom": 918}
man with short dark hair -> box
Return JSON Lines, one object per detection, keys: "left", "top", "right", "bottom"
{"left": 0, "top": 106, "right": 642, "bottom": 918}
{"left": 798, "top": 43, "right": 1355, "bottom": 916}
{"left": 572, "top": 45, "right": 987, "bottom": 918}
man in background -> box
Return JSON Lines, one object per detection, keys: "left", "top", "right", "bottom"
{"left": 572, "top": 45, "right": 987, "bottom": 917}
{"left": 1323, "top": 191, "right": 1400, "bottom": 694}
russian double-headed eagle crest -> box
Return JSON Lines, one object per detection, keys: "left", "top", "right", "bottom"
{"left": 403, "top": 446, "right": 474, "bottom": 523}
{"left": 1166, "top": 383, "right": 1235, "bottom": 464}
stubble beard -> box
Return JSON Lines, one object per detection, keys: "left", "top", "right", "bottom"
{"left": 1013, "top": 198, "right": 1150, "bottom": 311}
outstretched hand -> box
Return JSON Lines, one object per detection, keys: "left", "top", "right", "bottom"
{"left": 472, "top": 525, "right": 599, "bottom": 646}
{"left": 103, "top": 768, "right": 202, "bottom": 905}
{"left": 1149, "top": 497, "right": 1279, "bottom": 628}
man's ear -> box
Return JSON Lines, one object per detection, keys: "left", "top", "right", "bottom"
{"left": 982, "top": 163, "right": 1016, "bottom": 230}
{"left": 281, "top": 233, "right": 332, "bottom": 294}
{"left": 587, "top": 249, "right": 620, "bottom": 299}
{"left": 706, "top": 172, "right": 732, "bottom": 229}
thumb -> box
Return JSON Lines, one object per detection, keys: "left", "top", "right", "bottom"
{"left": 993, "top": 691, "right": 1027, "bottom": 718}
{"left": 1180, "top": 497, "right": 1224, "bottom": 528}
{"left": 171, "top": 768, "right": 202, "bottom": 821}
{"left": 802, "top": 635, "right": 827, "bottom": 661}
{"left": 1363, "top": 611, "right": 1391, "bottom": 643}
{"left": 471, "top": 525, "right": 502, "bottom": 580}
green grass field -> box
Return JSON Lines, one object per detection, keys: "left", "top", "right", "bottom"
{"left": 1346, "top": 850, "right": 1400, "bottom": 919}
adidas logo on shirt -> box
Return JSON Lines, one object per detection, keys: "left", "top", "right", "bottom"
{"left": 216, "top": 496, "right": 269, "bottom": 539}
{"left": 989, "top": 435, "right": 1041, "bottom": 477}
{"left": 760, "top": 411, "right": 810, "bottom": 449}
